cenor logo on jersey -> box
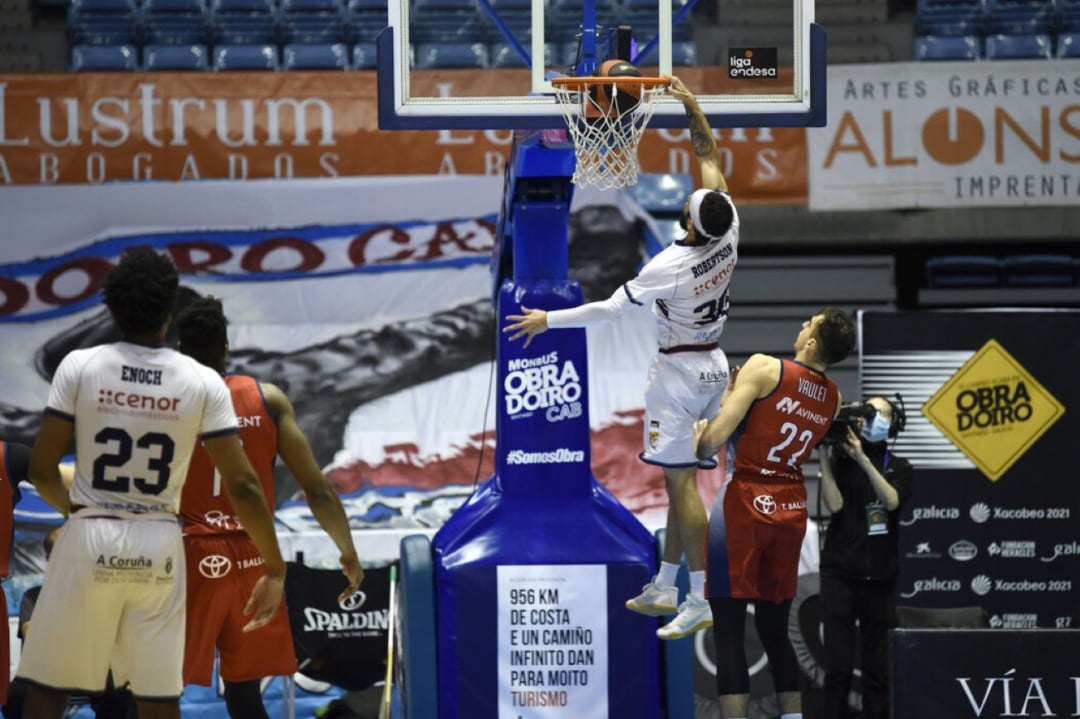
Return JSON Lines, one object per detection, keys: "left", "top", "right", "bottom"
{"left": 922, "top": 339, "right": 1064, "bottom": 481}
{"left": 198, "top": 554, "right": 232, "bottom": 579}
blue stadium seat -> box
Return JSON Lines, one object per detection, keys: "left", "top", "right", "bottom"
{"left": 984, "top": 32, "right": 1052, "bottom": 59}
{"left": 926, "top": 256, "right": 1003, "bottom": 288}
{"left": 488, "top": 41, "right": 553, "bottom": 68}
{"left": 70, "top": 0, "right": 136, "bottom": 13}
{"left": 985, "top": 0, "right": 1054, "bottom": 34}
{"left": 916, "top": 7, "right": 984, "bottom": 36}
{"left": 279, "top": 9, "right": 347, "bottom": 43}
{"left": 351, "top": 42, "right": 376, "bottom": 68}
{"left": 412, "top": 41, "right": 488, "bottom": 68}
{"left": 67, "top": 0, "right": 141, "bottom": 46}
{"left": 625, "top": 172, "right": 695, "bottom": 213}
{"left": 1057, "top": 32, "right": 1080, "bottom": 56}
{"left": 914, "top": 34, "right": 980, "bottom": 60}
{"left": 71, "top": 43, "right": 138, "bottom": 70}
{"left": 143, "top": 13, "right": 209, "bottom": 44}
{"left": 213, "top": 43, "right": 279, "bottom": 69}
{"left": 1003, "top": 255, "right": 1077, "bottom": 287}
{"left": 283, "top": 42, "right": 349, "bottom": 69}
{"left": 212, "top": 0, "right": 273, "bottom": 12}
{"left": 144, "top": 0, "right": 205, "bottom": 11}
{"left": 143, "top": 43, "right": 208, "bottom": 69}
{"left": 281, "top": 0, "right": 343, "bottom": 10}
{"left": 211, "top": 12, "right": 278, "bottom": 43}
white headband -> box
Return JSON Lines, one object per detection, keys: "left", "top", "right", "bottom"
{"left": 683, "top": 188, "right": 728, "bottom": 242}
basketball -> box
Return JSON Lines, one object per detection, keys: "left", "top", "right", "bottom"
{"left": 591, "top": 59, "right": 643, "bottom": 117}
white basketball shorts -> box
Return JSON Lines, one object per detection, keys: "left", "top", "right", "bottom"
{"left": 641, "top": 345, "right": 730, "bottom": 468}
{"left": 16, "top": 512, "right": 186, "bottom": 699}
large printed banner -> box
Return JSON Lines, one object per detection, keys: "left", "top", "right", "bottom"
{"left": 808, "top": 60, "right": 1080, "bottom": 209}
{"left": 861, "top": 311, "right": 1080, "bottom": 628}
{"left": 0, "top": 175, "right": 729, "bottom": 535}
{"left": 0, "top": 70, "right": 807, "bottom": 202}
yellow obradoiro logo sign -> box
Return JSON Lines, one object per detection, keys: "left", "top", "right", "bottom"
{"left": 922, "top": 339, "right": 1065, "bottom": 482}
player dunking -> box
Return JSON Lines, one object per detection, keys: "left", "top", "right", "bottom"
{"left": 18, "top": 250, "right": 285, "bottom": 719}
{"left": 696, "top": 308, "right": 855, "bottom": 719}
{"left": 175, "top": 296, "right": 363, "bottom": 719}
{"left": 504, "top": 75, "right": 738, "bottom": 639}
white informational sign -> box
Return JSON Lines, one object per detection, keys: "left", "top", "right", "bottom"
{"left": 497, "top": 565, "right": 609, "bottom": 719}
{"left": 808, "top": 60, "right": 1080, "bottom": 210}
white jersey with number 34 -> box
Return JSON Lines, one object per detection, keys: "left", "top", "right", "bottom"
{"left": 625, "top": 198, "right": 739, "bottom": 348}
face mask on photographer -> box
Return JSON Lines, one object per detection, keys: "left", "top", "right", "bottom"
{"left": 860, "top": 412, "right": 891, "bottom": 443}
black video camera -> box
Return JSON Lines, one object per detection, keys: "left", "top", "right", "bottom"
{"left": 821, "top": 401, "right": 877, "bottom": 446}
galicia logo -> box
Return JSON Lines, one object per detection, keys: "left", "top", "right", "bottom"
{"left": 970, "top": 502, "right": 991, "bottom": 523}
{"left": 900, "top": 577, "right": 962, "bottom": 598}
{"left": 753, "top": 495, "right": 777, "bottom": 515}
{"left": 949, "top": 540, "right": 978, "bottom": 561}
{"left": 971, "top": 574, "right": 992, "bottom": 596}
{"left": 199, "top": 554, "right": 232, "bottom": 579}
{"left": 1041, "top": 541, "right": 1080, "bottom": 562}
{"left": 899, "top": 505, "right": 960, "bottom": 526}
{"left": 338, "top": 590, "right": 367, "bottom": 611}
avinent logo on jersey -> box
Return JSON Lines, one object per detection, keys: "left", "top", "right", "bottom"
{"left": 922, "top": 339, "right": 1065, "bottom": 481}
{"left": 504, "top": 352, "right": 583, "bottom": 423}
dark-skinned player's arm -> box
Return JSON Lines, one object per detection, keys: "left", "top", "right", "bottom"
{"left": 204, "top": 434, "right": 287, "bottom": 632}
{"left": 264, "top": 382, "right": 364, "bottom": 601}
{"left": 668, "top": 75, "right": 727, "bottom": 192}
{"left": 29, "top": 414, "right": 73, "bottom": 518}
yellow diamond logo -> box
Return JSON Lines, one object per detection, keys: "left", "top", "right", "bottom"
{"left": 922, "top": 339, "right": 1065, "bottom": 482}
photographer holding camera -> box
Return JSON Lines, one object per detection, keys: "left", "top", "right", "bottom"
{"left": 818, "top": 395, "right": 912, "bottom": 719}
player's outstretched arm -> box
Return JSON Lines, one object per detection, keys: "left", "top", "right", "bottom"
{"left": 29, "top": 415, "right": 72, "bottom": 517}
{"left": 204, "top": 434, "right": 287, "bottom": 632}
{"left": 695, "top": 353, "right": 778, "bottom": 459}
{"left": 503, "top": 305, "right": 549, "bottom": 348}
{"left": 264, "top": 382, "right": 363, "bottom": 600}
{"left": 668, "top": 75, "right": 727, "bottom": 192}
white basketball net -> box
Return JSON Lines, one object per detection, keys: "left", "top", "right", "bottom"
{"left": 552, "top": 81, "right": 667, "bottom": 190}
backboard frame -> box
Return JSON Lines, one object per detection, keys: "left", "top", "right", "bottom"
{"left": 376, "top": 0, "right": 826, "bottom": 131}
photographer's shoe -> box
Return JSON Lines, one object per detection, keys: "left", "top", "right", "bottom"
{"left": 656, "top": 596, "right": 713, "bottom": 640}
{"left": 625, "top": 582, "right": 678, "bottom": 616}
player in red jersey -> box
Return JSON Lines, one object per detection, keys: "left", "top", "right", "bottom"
{"left": 695, "top": 307, "right": 856, "bottom": 719}
{"left": 175, "top": 297, "right": 363, "bottom": 719}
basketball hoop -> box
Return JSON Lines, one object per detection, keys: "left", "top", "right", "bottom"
{"left": 550, "top": 75, "right": 669, "bottom": 190}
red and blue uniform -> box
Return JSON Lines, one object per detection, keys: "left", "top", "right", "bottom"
{"left": 707, "top": 360, "right": 839, "bottom": 602}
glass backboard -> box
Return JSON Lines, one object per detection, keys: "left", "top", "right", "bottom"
{"left": 375, "top": 0, "right": 824, "bottom": 129}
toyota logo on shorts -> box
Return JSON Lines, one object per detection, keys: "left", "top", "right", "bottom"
{"left": 199, "top": 554, "right": 232, "bottom": 579}
{"left": 753, "top": 495, "right": 777, "bottom": 515}
{"left": 339, "top": 590, "right": 367, "bottom": 611}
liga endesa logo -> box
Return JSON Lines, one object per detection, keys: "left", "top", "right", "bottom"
{"left": 728, "top": 47, "right": 778, "bottom": 79}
